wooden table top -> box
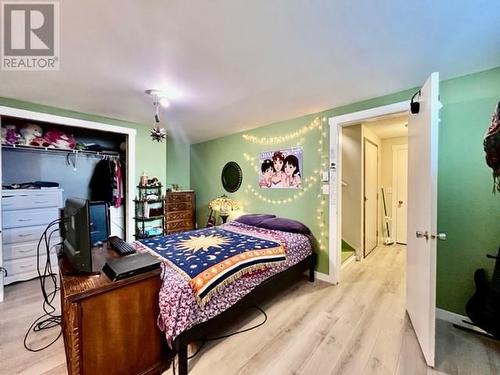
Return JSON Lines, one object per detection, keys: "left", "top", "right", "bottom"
{"left": 59, "top": 243, "right": 161, "bottom": 302}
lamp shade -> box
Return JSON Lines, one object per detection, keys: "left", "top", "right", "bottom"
{"left": 209, "top": 195, "right": 240, "bottom": 213}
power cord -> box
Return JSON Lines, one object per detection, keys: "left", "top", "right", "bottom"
{"left": 23, "top": 219, "right": 63, "bottom": 352}
{"left": 172, "top": 305, "right": 267, "bottom": 375}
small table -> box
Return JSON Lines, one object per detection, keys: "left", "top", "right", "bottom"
{"left": 59, "top": 243, "right": 166, "bottom": 375}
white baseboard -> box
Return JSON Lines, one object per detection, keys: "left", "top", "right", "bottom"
{"left": 436, "top": 308, "right": 490, "bottom": 335}
{"left": 314, "top": 271, "right": 336, "bottom": 284}
{"left": 436, "top": 308, "right": 467, "bottom": 325}
{"left": 341, "top": 255, "right": 356, "bottom": 269}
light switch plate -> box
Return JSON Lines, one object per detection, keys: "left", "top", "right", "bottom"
{"left": 321, "top": 171, "right": 329, "bottom": 182}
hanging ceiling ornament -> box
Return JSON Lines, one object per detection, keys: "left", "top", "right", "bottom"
{"left": 145, "top": 89, "right": 168, "bottom": 142}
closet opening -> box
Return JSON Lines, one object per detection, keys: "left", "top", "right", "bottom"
{"left": 0, "top": 110, "right": 134, "bottom": 292}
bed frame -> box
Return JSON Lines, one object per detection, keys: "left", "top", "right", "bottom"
{"left": 171, "top": 253, "right": 316, "bottom": 375}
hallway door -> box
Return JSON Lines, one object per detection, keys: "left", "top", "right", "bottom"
{"left": 407, "top": 72, "right": 442, "bottom": 367}
{"left": 363, "top": 138, "right": 378, "bottom": 257}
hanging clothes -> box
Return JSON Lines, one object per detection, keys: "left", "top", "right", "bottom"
{"left": 89, "top": 159, "right": 114, "bottom": 203}
{"left": 113, "top": 159, "right": 124, "bottom": 208}
{"left": 484, "top": 101, "right": 500, "bottom": 193}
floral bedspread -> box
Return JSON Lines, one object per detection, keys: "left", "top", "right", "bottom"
{"left": 134, "top": 221, "right": 312, "bottom": 345}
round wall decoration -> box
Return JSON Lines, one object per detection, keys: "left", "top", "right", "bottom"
{"left": 221, "top": 161, "right": 243, "bottom": 193}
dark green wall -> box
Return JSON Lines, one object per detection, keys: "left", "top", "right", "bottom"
{"left": 437, "top": 68, "right": 500, "bottom": 314}
{"left": 191, "top": 66, "right": 500, "bottom": 314}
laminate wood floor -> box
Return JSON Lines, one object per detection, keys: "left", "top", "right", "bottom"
{"left": 1, "top": 245, "right": 498, "bottom": 374}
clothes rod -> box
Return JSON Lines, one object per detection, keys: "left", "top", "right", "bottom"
{"left": 1, "top": 144, "right": 122, "bottom": 158}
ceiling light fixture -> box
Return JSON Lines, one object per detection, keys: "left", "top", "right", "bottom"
{"left": 145, "top": 89, "right": 168, "bottom": 142}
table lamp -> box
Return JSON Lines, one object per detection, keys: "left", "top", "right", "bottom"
{"left": 208, "top": 195, "right": 240, "bottom": 224}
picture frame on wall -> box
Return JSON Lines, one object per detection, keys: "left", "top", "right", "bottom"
{"left": 259, "top": 146, "right": 303, "bottom": 189}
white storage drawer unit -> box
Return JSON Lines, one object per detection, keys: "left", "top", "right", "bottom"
{"left": 2, "top": 189, "right": 63, "bottom": 285}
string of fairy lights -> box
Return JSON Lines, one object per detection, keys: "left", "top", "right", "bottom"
{"left": 241, "top": 116, "right": 329, "bottom": 253}
{"left": 242, "top": 117, "right": 323, "bottom": 145}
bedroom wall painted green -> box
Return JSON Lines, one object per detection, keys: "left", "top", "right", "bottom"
{"left": 166, "top": 137, "right": 191, "bottom": 189}
{"left": 190, "top": 88, "right": 416, "bottom": 275}
{"left": 436, "top": 67, "right": 500, "bottom": 314}
{"left": 191, "top": 66, "right": 500, "bottom": 314}
{"left": 0, "top": 97, "right": 167, "bottom": 185}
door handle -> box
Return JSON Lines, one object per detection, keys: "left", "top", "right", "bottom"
{"left": 398, "top": 200, "right": 403, "bottom": 205}
{"left": 431, "top": 233, "right": 447, "bottom": 241}
{"left": 416, "top": 230, "right": 429, "bottom": 240}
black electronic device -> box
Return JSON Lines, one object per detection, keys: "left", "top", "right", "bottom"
{"left": 102, "top": 252, "right": 161, "bottom": 281}
{"left": 108, "top": 235, "right": 136, "bottom": 256}
{"left": 61, "top": 198, "right": 111, "bottom": 274}
{"left": 410, "top": 90, "right": 421, "bottom": 114}
{"left": 62, "top": 198, "right": 93, "bottom": 273}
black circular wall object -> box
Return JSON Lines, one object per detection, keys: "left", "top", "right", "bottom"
{"left": 221, "top": 161, "right": 243, "bottom": 193}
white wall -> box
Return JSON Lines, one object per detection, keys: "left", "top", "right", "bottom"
{"left": 341, "top": 124, "right": 362, "bottom": 251}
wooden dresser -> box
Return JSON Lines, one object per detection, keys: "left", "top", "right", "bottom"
{"left": 165, "top": 191, "right": 195, "bottom": 234}
{"left": 59, "top": 244, "right": 166, "bottom": 375}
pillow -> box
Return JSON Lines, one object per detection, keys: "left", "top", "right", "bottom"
{"left": 234, "top": 214, "right": 276, "bottom": 226}
{"left": 258, "top": 217, "right": 311, "bottom": 235}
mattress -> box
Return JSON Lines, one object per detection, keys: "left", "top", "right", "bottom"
{"left": 135, "top": 221, "right": 313, "bottom": 345}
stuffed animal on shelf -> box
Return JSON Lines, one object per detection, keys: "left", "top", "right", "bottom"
{"left": 1, "top": 127, "right": 8, "bottom": 144}
{"left": 45, "top": 129, "right": 76, "bottom": 149}
{"left": 30, "top": 137, "right": 52, "bottom": 148}
{"left": 1, "top": 124, "right": 21, "bottom": 145}
{"left": 20, "top": 124, "right": 43, "bottom": 145}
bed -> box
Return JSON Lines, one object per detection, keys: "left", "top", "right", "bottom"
{"left": 134, "top": 217, "right": 315, "bottom": 375}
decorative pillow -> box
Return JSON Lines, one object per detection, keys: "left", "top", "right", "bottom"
{"left": 234, "top": 214, "right": 276, "bottom": 226}
{"left": 258, "top": 217, "right": 311, "bottom": 235}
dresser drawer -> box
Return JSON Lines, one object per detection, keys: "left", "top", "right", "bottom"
{"left": 2, "top": 191, "right": 62, "bottom": 211}
{"left": 3, "top": 225, "right": 51, "bottom": 244}
{"left": 2, "top": 208, "right": 59, "bottom": 229}
{"left": 166, "top": 211, "right": 192, "bottom": 222}
{"left": 4, "top": 240, "right": 61, "bottom": 260}
{"left": 4, "top": 256, "right": 41, "bottom": 276}
{"left": 167, "top": 227, "right": 192, "bottom": 235}
{"left": 4, "top": 251, "right": 58, "bottom": 285}
{"left": 166, "top": 193, "right": 193, "bottom": 204}
{"left": 166, "top": 202, "right": 193, "bottom": 212}
{"left": 167, "top": 220, "right": 193, "bottom": 231}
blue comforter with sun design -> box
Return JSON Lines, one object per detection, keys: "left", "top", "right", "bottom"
{"left": 137, "top": 226, "right": 286, "bottom": 305}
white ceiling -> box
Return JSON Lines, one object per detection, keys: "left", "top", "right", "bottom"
{"left": 363, "top": 114, "right": 408, "bottom": 139}
{"left": 1, "top": 1, "right": 499, "bottom": 144}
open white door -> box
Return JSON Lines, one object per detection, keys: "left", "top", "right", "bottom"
{"left": 407, "top": 72, "right": 443, "bottom": 367}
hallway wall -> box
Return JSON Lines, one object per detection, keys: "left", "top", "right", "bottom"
{"left": 341, "top": 124, "right": 362, "bottom": 252}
